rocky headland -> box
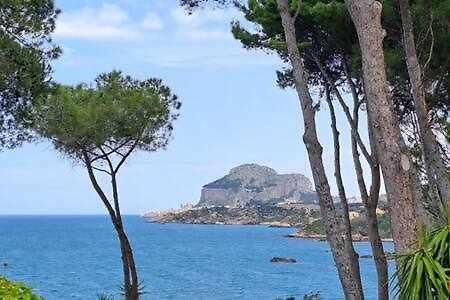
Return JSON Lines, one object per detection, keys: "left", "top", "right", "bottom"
{"left": 143, "top": 163, "right": 392, "bottom": 240}
{"left": 197, "top": 163, "right": 318, "bottom": 207}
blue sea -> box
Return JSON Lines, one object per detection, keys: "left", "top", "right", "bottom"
{"left": 0, "top": 216, "right": 394, "bottom": 299}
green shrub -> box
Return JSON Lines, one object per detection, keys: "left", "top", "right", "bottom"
{"left": 303, "top": 219, "right": 324, "bottom": 235}
{"left": 0, "top": 276, "right": 43, "bottom": 300}
{"left": 394, "top": 226, "right": 450, "bottom": 300}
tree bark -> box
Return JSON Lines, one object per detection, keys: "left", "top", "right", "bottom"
{"left": 111, "top": 173, "right": 139, "bottom": 300}
{"left": 324, "top": 85, "right": 355, "bottom": 243}
{"left": 276, "top": 1, "right": 364, "bottom": 298}
{"left": 397, "top": 0, "right": 449, "bottom": 216}
{"left": 348, "top": 80, "right": 389, "bottom": 300}
{"left": 344, "top": 0, "right": 420, "bottom": 253}
{"left": 324, "top": 87, "right": 365, "bottom": 297}
{"left": 315, "top": 58, "right": 389, "bottom": 299}
{"left": 83, "top": 152, "right": 139, "bottom": 300}
{"left": 115, "top": 224, "right": 139, "bottom": 300}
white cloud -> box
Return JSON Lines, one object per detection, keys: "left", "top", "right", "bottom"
{"left": 172, "top": 7, "right": 200, "bottom": 27}
{"left": 171, "top": 7, "right": 232, "bottom": 41}
{"left": 141, "top": 12, "right": 164, "bottom": 31}
{"left": 55, "top": 3, "right": 164, "bottom": 41}
{"left": 184, "top": 29, "right": 230, "bottom": 41}
{"left": 138, "top": 50, "right": 282, "bottom": 70}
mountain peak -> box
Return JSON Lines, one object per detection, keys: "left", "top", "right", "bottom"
{"left": 198, "top": 163, "right": 317, "bottom": 207}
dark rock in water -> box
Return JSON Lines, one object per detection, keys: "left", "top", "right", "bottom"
{"left": 303, "top": 292, "right": 321, "bottom": 299}
{"left": 2, "top": 262, "right": 8, "bottom": 267}
{"left": 270, "top": 257, "right": 297, "bottom": 263}
{"left": 360, "top": 254, "right": 373, "bottom": 259}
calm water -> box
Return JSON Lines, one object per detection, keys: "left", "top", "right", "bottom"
{"left": 0, "top": 216, "right": 394, "bottom": 299}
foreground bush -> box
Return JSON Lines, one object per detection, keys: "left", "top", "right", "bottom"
{"left": 0, "top": 276, "right": 42, "bottom": 300}
{"left": 394, "top": 225, "right": 450, "bottom": 299}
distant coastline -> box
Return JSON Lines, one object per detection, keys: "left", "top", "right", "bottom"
{"left": 143, "top": 163, "right": 392, "bottom": 242}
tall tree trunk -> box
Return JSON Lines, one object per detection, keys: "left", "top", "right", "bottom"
{"left": 324, "top": 87, "right": 364, "bottom": 296}
{"left": 344, "top": 0, "right": 420, "bottom": 253}
{"left": 276, "top": 1, "right": 364, "bottom": 298}
{"left": 397, "top": 0, "right": 449, "bottom": 215}
{"left": 115, "top": 224, "right": 139, "bottom": 300}
{"left": 342, "top": 65, "right": 389, "bottom": 299}
{"left": 348, "top": 79, "right": 389, "bottom": 300}
{"left": 83, "top": 153, "right": 139, "bottom": 300}
{"left": 315, "top": 57, "right": 389, "bottom": 298}
{"left": 112, "top": 174, "right": 139, "bottom": 300}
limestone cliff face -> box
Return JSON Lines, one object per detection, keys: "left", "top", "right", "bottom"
{"left": 197, "top": 164, "right": 317, "bottom": 207}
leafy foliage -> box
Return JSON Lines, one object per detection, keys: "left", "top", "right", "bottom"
{"left": 231, "top": 0, "right": 449, "bottom": 122}
{"left": 180, "top": 0, "right": 233, "bottom": 10}
{"left": 231, "top": 0, "right": 358, "bottom": 91}
{"left": 31, "top": 70, "right": 181, "bottom": 165}
{"left": 31, "top": 71, "right": 180, "bottom": 298}
{"left": 394, "top": 226, "right": 450, "bottom": 300}
{"left": 0, "top": 0, "right": 61, "bottom": 149}
{"left": 0, "top": 276, "right": 42, "bottom": 300}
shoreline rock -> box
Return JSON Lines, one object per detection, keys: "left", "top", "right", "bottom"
{"left": 285, "top": 230, "right": 373, "bottom": 242}
{"left": 261, "top": 221, "right": 292, "bottom": 228}
{"left": 144, "top": 203, "right": 319, "bottom": 228}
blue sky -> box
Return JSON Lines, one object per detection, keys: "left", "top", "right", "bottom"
{"left": 0, "top": 0, "right": 373, "bottom": 214}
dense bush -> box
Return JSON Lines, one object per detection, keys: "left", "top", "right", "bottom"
{"left": 394, "top": 225, "right": 450, "bottom": 299}
{"left": 0, "top": 276, "right": 42, "bottom": 300}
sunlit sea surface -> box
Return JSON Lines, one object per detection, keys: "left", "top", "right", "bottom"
{"left": 0, "top": 216, "right": 394, "bottom": 299}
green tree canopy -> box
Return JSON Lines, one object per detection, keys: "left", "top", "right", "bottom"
{"left": 31, "top": 70, "right": 181, "bottom": 298}
{"left": 232, "top": 0, "right": 356, "bottom": 88}
{"left": 230, "top": 0, "right": 449, "bottom": 122}
{"left": 32, "top": 71, "right": 180, "bottom": 163}
{"left": 0, "top": 0, "right": 60, "bottom": 149}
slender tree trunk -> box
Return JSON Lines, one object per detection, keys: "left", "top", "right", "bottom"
{"left": 344, "top": 0, "right": 420, "bottom": 253}
{"left": 398, "top": 0, "right": 449, "bottom": 214}
{"left": 324, "top": 87, "right": 364, "bottom": 295}
{"left": 111, "top": 174, "right": 139, "bottom": 300}
{"left": 324, "top": 85, "right": 355, "bottom": 237}
{"left": 348, "top": 83, "right": 389, "bottom": 300}
{"left": 316, "top": 58, "right": 389, "bottom": 298}
{"left": 83, "top": 152, "right": 139, "bottom": 300}
{"left": 276, "top": 1, "right": 364, "bottom": 298}
{"left": 115, "top": 224, "right": 139, "bottom": 299}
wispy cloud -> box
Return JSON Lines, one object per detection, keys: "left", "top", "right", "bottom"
{"left": 171, "top": 7, "right": 232, "bottom": 41}
{"left": 55, "top": 3, "right": 164, "bottom": 41}
{"left": 53, "top": 2, "right": 282, "bottom": 70}
{"left": 141, "top": 12, "right": 164, "bottom": 31}
{"left": 139, "top": 51, "right": 282, "bottom": 70}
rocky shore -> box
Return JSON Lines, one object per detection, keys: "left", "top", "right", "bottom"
{"left": 285, "top": 230, "right": 370, "bottom": 242}
{"left": 143, "top": 163, "right": 392, "bottom": 241}
{"left": 145, "top": 202, "right": 321, "bottom": 228}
